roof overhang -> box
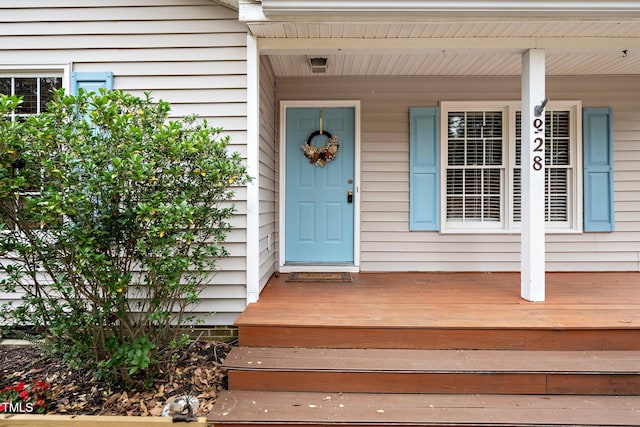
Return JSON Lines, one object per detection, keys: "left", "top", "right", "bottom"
{"left": 210, "top": 0, "right": 239, "bottom": 11}
{"left": 236, "top": 1, "right": 640, "bottom": 77}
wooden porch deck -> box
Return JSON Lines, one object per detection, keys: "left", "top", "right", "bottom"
{"left": 236, "top": 272, "right": 640, "bottom": 350}
{"left": 209, "top": 272, "right": 640, "bottom": 427}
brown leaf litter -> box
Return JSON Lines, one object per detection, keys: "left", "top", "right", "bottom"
{"left": 0, "top": 341, "right": 230, "bottom": 416}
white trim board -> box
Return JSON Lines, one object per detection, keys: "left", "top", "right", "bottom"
{"left": 0, "top": 63, "right": 71, "bottom": 92}
{"left": 245, "top": 34, "right": 261, "bottom": 304}
{"left": 257, "top": 0, "right": 640, "bottom": 18}
{"left": 257, "top": 37, "right": 640, "bottom": 54}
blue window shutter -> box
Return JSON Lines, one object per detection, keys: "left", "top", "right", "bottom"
{"left": 409, "top": 107, "right": 440, "bottom": 231}
{"left": 71, "top": 72, "right": 113, "bottom": 95}
{"left": 583, "top": 107, "right": 614, "bottom": 232}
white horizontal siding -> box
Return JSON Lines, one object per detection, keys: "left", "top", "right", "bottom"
{"left": 0, "top": 3, "right": 237, "bottom": 22}
{"left": 0, "top": 0, "right": 250, "bottom": 325}
{"left": 2, "top": 48, "right": 247, "bottom": 64}
{"left": 2, "top": 33, "right": 246, "bottom": 49}
{"left": 277, "top": 75, "right": 640, "bottom": 272}
{"left": 2, "top": 20, "right": 244, "bottom": 36}
{"left": 0, "top": 0, "right": 210, "bottom": 6}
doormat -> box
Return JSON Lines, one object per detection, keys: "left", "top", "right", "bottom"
{"left": 286, "top": 272, "right": 352, "bottom": 282}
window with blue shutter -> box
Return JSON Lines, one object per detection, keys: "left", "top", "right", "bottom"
{"left": 583, "top": 107, "right": 614, "bottom": 232}
{"left": 71, "top": 72, "right": 113, "bottom": 95}
{"left": 409, "top": 107, "right": 440, "bottom": 231}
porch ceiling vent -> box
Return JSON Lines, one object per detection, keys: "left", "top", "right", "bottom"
{"left": 308, "top": 57, "right": 328, "bottom": 73}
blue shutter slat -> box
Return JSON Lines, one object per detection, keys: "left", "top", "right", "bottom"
{"left": 583, "top": 107, "right": 614, "bottom": 232}
{"left": 71, "top": 72, "right": 114, "bottom": 95}
{"left": 409, "top": 107, "right": 439, "bottom": 231}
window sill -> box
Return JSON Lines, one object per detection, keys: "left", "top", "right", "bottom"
{"left": 440, "top": 227, "right": 583, "bottom": 235}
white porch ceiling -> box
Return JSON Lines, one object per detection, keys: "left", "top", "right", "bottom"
{"left": 252, "top": 21, "right": 640, "bottom": 77}
{"left": 266, "top": 50, "right": 640, "bottom": 77}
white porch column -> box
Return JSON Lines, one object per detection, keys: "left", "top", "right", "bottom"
{"left": 521, "top": 49, "right": 546, "bottom": 302}
{"left": 246, "top": 34, "right": 261, "bottom": 304}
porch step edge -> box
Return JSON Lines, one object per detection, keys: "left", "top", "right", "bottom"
{"left": 225, "top": 347, "right": 640, "bottom": 395}
{"left": 207, "top": 390, "right": 640, "bottom": 427}
{"left": 237, "top": 326, "right": 640, "bottom": 350}
{"left": 225, "top": 347, "right": 640, "bottom": 374}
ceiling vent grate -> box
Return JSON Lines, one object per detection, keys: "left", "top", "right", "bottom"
{"left": 308, "top": 57, "right": 328, "bottom": 73}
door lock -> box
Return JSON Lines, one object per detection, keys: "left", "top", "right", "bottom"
{"left": 347, "top": 190, "right": 353, "bottom": 203}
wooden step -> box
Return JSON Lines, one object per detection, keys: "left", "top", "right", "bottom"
{"left": 237, "top": 325, "right": 640, "bottom": 351}
{"left": 207, "top": 390, "right": 640, "bottom": 427}
{"left": 235, "top": 273, "right": 640, "bottom": 351}
{"left": 224, "top": 347, "right": 640, "bottom": 395}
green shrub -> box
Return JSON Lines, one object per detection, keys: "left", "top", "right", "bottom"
{"left": 0, "top": 89, "right": 249, "bottom": 385}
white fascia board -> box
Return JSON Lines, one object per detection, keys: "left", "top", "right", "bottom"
{"left": 260, "top": 0, "right": 640, "bottom": 18}
{"left": 210, "top": 0, "right": 239, "bottom": 11}
{"left": 239, "top": 0, "right": 267, "bottom": 21}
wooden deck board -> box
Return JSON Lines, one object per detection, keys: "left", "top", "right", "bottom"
{"left": 228, "top": 371, "right": 550, "bottom": 394}
{"left": 238, "top": 272, "right": 640, "bottom": 328}
{"left": 256, "top": 272, "right": 640, "bottom": 305}
{"left": 229, "top": 370, "right": 640, "bottom": 395}
{"left": 238, "top": 326, "right": 640, "bottom": 350}
{"left": 225, "top": 347, "right": 640, "bottom": 373}
{"left": 236, "top": 302, "right": 639, "bottom": 328}
{"left": 209, "top": 391, "right": 640, "bottom": 426}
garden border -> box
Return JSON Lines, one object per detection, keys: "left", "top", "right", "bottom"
{"left": 1, "top": 414, "right": 207, "bottom": 426}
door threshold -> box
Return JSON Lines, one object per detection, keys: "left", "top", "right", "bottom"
{"left": 279, "top": 264, "right": 359, "bottom": 273}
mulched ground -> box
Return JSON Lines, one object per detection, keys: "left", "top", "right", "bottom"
{"left": 0, "top": 340, "right": 230, "bottom": 417}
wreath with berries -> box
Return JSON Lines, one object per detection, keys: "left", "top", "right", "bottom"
{"left": 301, "top": 130, "right": 339, "bottom": 167}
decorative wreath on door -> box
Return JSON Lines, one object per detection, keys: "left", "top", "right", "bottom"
{"left": 301, "top": 130, "right": 340, "bottom": 167}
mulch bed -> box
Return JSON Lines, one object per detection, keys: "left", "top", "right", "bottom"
{"left": 0, "top": 340, "right": 230, "bottom": 417}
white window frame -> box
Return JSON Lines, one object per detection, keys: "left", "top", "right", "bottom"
{"left": 1, "top": 64, "right": 70, "bottom": 232}
{"left": 440, "top": 100, "right": 582, "bottom": 234}
{"left": 0, "top": 63, "right": 70, "bottom": 93}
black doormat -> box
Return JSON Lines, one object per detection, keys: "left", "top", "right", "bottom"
{"left": 286, "top": 272, "right": 352, "bottom": 282}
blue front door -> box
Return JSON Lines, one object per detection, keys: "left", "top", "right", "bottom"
{"left": 285, "top": 107, "right": 355, "bottom": 263}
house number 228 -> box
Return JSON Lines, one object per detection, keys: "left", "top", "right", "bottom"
{"left": 532, "top": 118, "right": 544, "bottom": 171}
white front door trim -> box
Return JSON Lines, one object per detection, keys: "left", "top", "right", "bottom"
{"left": 278, "top": 100, "right": 361, "bottom": 273}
